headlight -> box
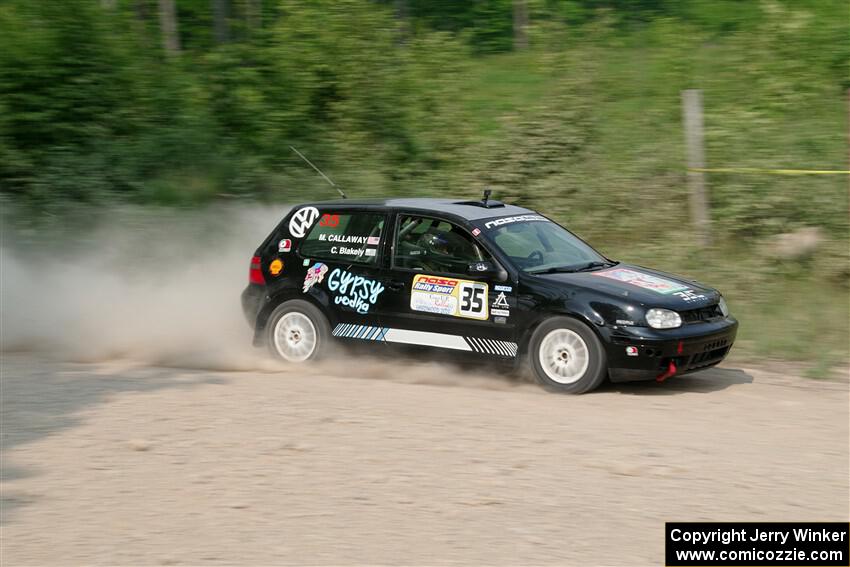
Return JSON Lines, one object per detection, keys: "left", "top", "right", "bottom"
{"left": 718, "top": 296, "right": 729, "bottom": 317}
{"left": 646, "top": 308, "right": 682, "bottom": 329}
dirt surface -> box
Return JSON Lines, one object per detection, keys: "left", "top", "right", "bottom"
{"left": 1, "top": 353, "right": 848, "bottom": 566}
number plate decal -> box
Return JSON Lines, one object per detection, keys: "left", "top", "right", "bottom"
{"left": 457, "top": 281, "right": 488, "bottom": 319}
{"left": 410, "top": 275, "right": 489, "bottom": 320}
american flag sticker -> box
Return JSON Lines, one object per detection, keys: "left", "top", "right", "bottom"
{"left": 367, "top": 236, "right": 381, "bottom": 245}
{"left": 472, "top": 228, "right": 481, "bottom": 237}
{"left": 365, "top": 248, "right": 377, "bottom": 257}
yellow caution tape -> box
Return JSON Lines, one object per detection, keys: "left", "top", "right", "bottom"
{"left": 688, "top": 167, "right": 850, "bottom": 175}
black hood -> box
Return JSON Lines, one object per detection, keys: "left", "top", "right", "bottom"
{"left": 534, "top": 264, "right": 720, "bottom": 310}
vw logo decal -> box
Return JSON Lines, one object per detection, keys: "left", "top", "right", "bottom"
{"left": 288, "top": 207, "right": 320, "bottom": 238}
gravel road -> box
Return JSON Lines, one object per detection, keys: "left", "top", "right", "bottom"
{"left": 1, "top": 353, "right": 847, "bottom": 566}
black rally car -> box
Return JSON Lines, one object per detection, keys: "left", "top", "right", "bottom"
{"left": 242, "top": 197, "right": 738, "bottom": 393}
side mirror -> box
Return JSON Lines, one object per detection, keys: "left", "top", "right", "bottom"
{"left": 467, "top": 261, "right": 508, "bottom": 282}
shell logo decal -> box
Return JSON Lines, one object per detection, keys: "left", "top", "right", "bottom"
{"left": 269, "top": 259, "right": 284, "bottom": 276}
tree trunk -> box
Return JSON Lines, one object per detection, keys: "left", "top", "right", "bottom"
{"left": 158, "top": 0, "right": 181, "bottom": 54}
{"left": 395, "top": 0, "right": 409, "bottom": 42}
{"left": 213, "top": 0, "right": 230, "bottom": 43}
{"left": 682, "top": 89, "right": 712, "bottom": 247}
{"left": 134, "top": 0, "right": 149, "bottom": 22}
{"left": 132, "top": 0, "right": 152, "bottom": 46}
{"left": 245, "top": 0, "right": 261, "bottom": 30}
{"left": 513, "top": 0, "right": 528, "bottom": 50}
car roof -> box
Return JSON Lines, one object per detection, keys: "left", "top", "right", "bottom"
{"left": 304, "top": 197, "right": 535, "bottom": 221}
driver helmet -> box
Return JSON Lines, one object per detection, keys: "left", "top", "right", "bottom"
{"left": 419, "top": 232, "right": 451, "bottom": 256}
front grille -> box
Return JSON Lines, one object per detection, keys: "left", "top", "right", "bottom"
{"left": 701, "top": 337, "right": 729, "bottom": 352}
{"left": 685, "top": 345, "right": 730, "bottom": 370}
{"left": 680, "top": 304, "right": 723, "bottom": 324}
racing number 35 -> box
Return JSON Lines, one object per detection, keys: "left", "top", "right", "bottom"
{"left": 458, "top": 282, "right": 488, "bottom": 319}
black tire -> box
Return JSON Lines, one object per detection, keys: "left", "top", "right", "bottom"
{"left": 528, "top": 316, "right": 607, "bottom": 394}
{"left": 265, "top": 299, "right": 332, "bottom": 362}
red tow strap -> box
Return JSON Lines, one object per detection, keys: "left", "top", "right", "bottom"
{"left": 656, "top": 360, "right": 677, "bottom": 383}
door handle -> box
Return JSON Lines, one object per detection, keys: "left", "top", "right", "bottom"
{"left": 388, "top": 281, "right": 405, "bottom": 292}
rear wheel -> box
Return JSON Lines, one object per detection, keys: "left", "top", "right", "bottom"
{"left": 529, "top": 316, "right": 607, "bottom": 394}
{"left": 265, "top": 300, "right": 331, "bottom": 362}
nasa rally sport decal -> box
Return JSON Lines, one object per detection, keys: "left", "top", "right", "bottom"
{"left": 410, "top": 275, "right": 488, "bottom": 320}
{"left": 288, "top": 206, "right": 320, "bottom": 238}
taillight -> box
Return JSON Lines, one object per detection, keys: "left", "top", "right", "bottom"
{"left": 249, "top": 255, "right": 265, "bottom": 285}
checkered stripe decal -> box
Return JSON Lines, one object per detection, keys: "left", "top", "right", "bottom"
{"left": 331, "top": 324, "right": 518, "bottom": 358}
{"left": 331, "top": 324, "right": 388, "bottom": 341}
{"left": 463, "top": 336, "right": 518, "bottom": 358}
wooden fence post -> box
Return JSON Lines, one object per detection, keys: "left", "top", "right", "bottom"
{"left": 682, "top": 89, "right": 711, "bottom": 247}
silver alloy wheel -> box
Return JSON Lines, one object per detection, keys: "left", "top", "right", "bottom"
{"left": 273, "top": 312, "right": 317, "bottom": 362}
{"left": 538, "top": 328, "right": 590, "bottom": 384}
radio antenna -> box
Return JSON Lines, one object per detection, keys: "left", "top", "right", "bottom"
{"left": 290, "top": 146, "right": 347, "bottom": 199}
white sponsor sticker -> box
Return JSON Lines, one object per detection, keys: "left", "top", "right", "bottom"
{"left": 278, "top": 238, "right": 292, "bottom": 252}
{"left": 673, "top": 289, "right": 707, "bottom": 302}
{"left": 302, "top": 262, "right": 328, "bottom": 293}
{"left": 592, "top": 268, "right": 689, "bottom": 295}
{"left": 492, "top": 292, "right": 510, "bottom": 308}
{"left": 411, "top": 292, "right": 457, "bottom": 315}
{"left": 484, "top": 214, "right": 548, "bottom": 230}
{"left": 491, "top": 308, "right": 510, "bottom": 317}
{"left": 494, "top": 285, "right": 512, "bottom": 292}
{"left": 289, "top": 207, "right": 320, "bottom": 238}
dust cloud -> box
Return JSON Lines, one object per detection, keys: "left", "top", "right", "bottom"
{"left": 0, "top": 204, "right": 528, "bottom": 390}
{"left": 1, "top": 204, "right": 285, "bottom": 370}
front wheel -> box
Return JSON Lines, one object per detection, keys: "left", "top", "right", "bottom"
{"left": 265, "top": 300, "right": 331, "bottom": 362}
{"left": 528, "top": 316, "right": 607, "bottom": 394}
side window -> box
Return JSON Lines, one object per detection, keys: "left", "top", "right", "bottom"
{"left": 491, "top": 222, "right": 596, "bottom": 270}
{"left": 299, "top": 212, "right": 385, "bottom": 264}
{"left": 491, "top": 225, "right": 539, "bottom": 257}
{"left": 394, "top": 215, "right": 487, "bottom": 274}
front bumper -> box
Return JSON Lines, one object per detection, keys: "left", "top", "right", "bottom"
{"left": 605, "top": 317, "right": 738, "bottom": 382}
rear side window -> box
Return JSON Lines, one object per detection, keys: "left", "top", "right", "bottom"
{"left": 298, "top": 212, "right": 385, "bottom": 264}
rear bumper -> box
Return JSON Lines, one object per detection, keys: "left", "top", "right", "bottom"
{"left": 241, "top": 284, "right": 264, "bottom": 329}
{"left": 606, "top": 317, "right": 738, "bottom": 382}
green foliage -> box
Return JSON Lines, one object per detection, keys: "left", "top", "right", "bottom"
{"left": 407, "top": 0, "right": 513, "bottom": 53}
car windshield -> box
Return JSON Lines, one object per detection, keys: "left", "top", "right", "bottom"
{"left": 487, "top": 220, "right": 611, "bottom": 273}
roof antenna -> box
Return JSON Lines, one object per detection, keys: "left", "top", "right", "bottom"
{"left": 482, "top": 188, "right": 492, "bottom": 206}
{"left": 290, "top": 146, "right": 347, "bottom": 199}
